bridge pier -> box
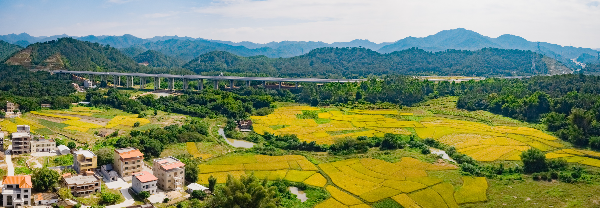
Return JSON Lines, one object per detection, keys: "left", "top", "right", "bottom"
{"left": 262, "top": 81, "right": 266, "bottom": 87}
{"left": 198, "top": 79, "right": 204, "bottom": 90}
{"left": 154, "top": 77, "right": 161, "bottom": 90}
{"left": 279, "top": 82, "right": 282, "bottom": 90}
{"left": 183, "top": 78, "right": 189, "bottom": 90}
{"left": 126, "top": 76, "right": 133, "bottom": 88}
{"left": 168, "top": 78, "right": 174, "bottom": 91}
{"left": 295, "top": 82, "right": 298, "bottom": 89}
{"left": 213, "top": 80, "right": 219, "bottom": 90}
{"left": 140, "top": 77, "right": 145, "bottom": 90}
{"left": 229, "top": 80, "right": 234, "bottom": 89}
{"left": 113, "top": 76, "right": 118, "bottom": 88}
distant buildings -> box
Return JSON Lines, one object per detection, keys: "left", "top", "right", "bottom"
{"left": 114, "top": 147, "right": 144, "bottom": 177}
{"left": 73, "top": 149, "right": 97, "bottom": 174}
{"left": 238, "top": 120, "right": 253, "bottom": 132}
{"left": 30, "top": 138, "right": 57, "bottom": 153}
{"left": 2, "top": 175, "right": 33, "bottom": 207}
{"left": 132, "top": 171, "right": 158, "bottom": 194}
{"left": 11, "top": 125, "right": 31, "bottom": 155}
{"left": 3, "top": 101, "right": 21, "bottom": 118}
{"left": 0, "top": 132, "right": 4, "bottom": 152}
{"left": 61, "top": 172, "right": 101, "bottom": 196}
{"left": 152, "top": 156, "right": 185, "bottom": 191}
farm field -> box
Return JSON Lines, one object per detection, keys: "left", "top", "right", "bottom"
{"left": 1, "top": 106, "right": 186, "bottom": 145}
{"left": 197, "top": 154, "right": 486, "bottom": 207}
{"left": 251, "top": 104, "right": 564, "bottom": 163}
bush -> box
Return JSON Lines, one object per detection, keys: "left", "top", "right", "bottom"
{"left": 559, "top": 172, "right": 574, "bottom": 183}
{"left": 531, "top": 173, "right": 541, "bottom": 181}
{"left": 163, "top": 198, "right": 170, "bottom": 203}
{"left": 420, "top": 147, "right": 431, "bottom": 154}
{"left": 460, "top": 163, "right": 481, "bottom": 176}
{"left": 380, "top": 134, "right": 407, "bottom": 150}
{"left": 134, "top": 121, "right": 141, "bottom": 127}
{"left": 547, "top": 158, "right": 568, "bottom": 171}
{"left": 550, "top": 171, "right": 559, "bottom": 180}
{"left": 100, "top": 191, "right": 121, "bottom": 205}
{"left": 590, "top": 137, "right": 600, "bottom": 150}
{"left": 521, "top": 149, "right": 547, "bottom": 173}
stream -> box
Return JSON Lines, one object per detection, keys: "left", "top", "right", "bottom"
{"left": 288, "top": 187, "right": 308, "bottom": 202}
{"left": 430, "top": 148, "right": 456, "bottom": 163}
{"left": 218, "top": 128, "right": 256, "bottom": 148}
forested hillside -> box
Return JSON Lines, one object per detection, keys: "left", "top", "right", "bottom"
{"left": 184, "top": 47, "right": 555, "bottom": 78}
{"left": 0, "top": 40, "right": 22, "bottom": 61}
{"left": 133, "top": 50, "right": 185, "bottom": 68}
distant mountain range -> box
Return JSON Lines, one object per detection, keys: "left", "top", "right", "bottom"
{"left": 2, "top": 37, "right": 573, "bottom": 78}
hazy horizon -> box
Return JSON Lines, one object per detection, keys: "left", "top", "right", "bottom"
{"left": 1, "top": 0, "right": 599, "bottom": 48}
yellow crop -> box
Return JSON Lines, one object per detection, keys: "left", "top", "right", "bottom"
{"left": 314, "top": 198, "right": 347, "bottom": 208}
{"left": 284, "top": 170, "right": 316, "bottom": 182}
{"left": 360, "top": 186, "right": 403, "bottom": 203}
{"left": 186, "top": 142, "right": 203, "bottom": 158}
{"left": 326, "top": 186, "right": 363, "bottom": 205}
{"left": 0, "top": 119, "right": 18, "bottom": 133}
{"left": 409, "top": 188, "right": 448, "bottom": 208}
{"left": 391, "top": 194, "right": 421, "bottom": 208}
{"left": 64, "top": 126, "right": 90, "bottom": 132}
{"left": 106, "top": 115, "right": 149, "bottom": 128}
{"left": 432, "top": 183, "right": 459, "bottom": 208}
{"left": 30, "top": 111, "right": 81, "bottom": 120}
{"left": 382, "top": 180, "right": 426, "bottom": 193}
{"left": 454, "top": 177, "right": 488, "bottom": 204}
{"left": 303, "top": 173, "right": 327, "bottom": 187}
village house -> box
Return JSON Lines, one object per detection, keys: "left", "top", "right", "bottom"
{"left": 33, "top": 193, "right": 60, "bottom": 206}
{"left": 114, "top": 147, "right": 144, "bottom": 177}
{"left": 153, "top": 156, "right": 185, "bottom": 191}
{"left": 11, "top": 125, "right": 31, "bottom": 155}
{"left": 57, "top": 145, "right": 70, "bottom": 155}
{"left": 72, "top": 149, "right": 97, "bottom": 173}
{"left": 101, "top": 164, "right": 119, "bottom": 182}
{"left": 132, "top": 171, "right": 158, "bottom": 194}
{"left": 0, "top": 132, "right": 4, "bottom": 152}
{"left": 61, "top": 172, "right": 101, "bottom": 196}
{"left": 30, "top": 138, "right": 57, "bottom": 153}
{"left": 2, "top": 175, "right": 32, "bottom": 207}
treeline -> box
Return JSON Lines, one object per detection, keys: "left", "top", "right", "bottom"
{"left": 184, "top": 47, "right": 551, "bottom": 78}
{"left": 0, "top": 64, "right": 78, "bottom": 112}
{"left": 86, "top": 87, "right": 286, "bottom": 120}
{"left": 455, "top": 74, "right": 600, "bottom": 149}
{"left": 0, "top": 40, "right": 22, "bottom": 61}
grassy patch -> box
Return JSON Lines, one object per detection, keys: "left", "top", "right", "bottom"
{"left": 327, "top": 129, "right": 367, "bottom": 136}
{"left": 270, "top": 125, "right": 289, "bottom": 130}
{"left": 39, "top": 154, "right": 74, "bottom": 167}
{"left": 34, "top": 128, "right": 55, "bottom": 135}
{"left": 134, "top": 123, "right": 161, "bottom": 131}
{"left": 39, "top": 119, "right": 69, "bottom": 129}
{"left": 15, "top": 167, "right": 32, "bottom": 175}
{"left": 13, "top": 157, "right": 27, "bottom": 166}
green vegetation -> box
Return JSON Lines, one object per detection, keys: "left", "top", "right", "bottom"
{"left": 0, "top": 40, "right": 22, "bottom": 61}
{"left": 32, "top": 167, "right": 60, "bottom": 192}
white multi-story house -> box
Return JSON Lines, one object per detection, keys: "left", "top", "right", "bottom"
{"left": 132, "top": 171, "right": 158, "bottom": 194}
{"left": 30, "top": 138, "right": 57, "bottom": 153}
{"left": 11, "top": 125, "right": 31, "bottom": 155}
{"left": 2, "top": 175, "right": 32, "bottom": 207}
{"left": 114, "top": 147, "right": 144, "bottom": 177}
{"left": 61, "top": 172, "right": 101, "bottom": 196}
{"left": 152, "top": 156, "right": 185, "bottom": 191}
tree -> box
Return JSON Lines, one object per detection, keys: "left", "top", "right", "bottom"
{"left": 138, "top": 191, "right": 150, "bottom": 200}
{"left": 0, "top": 111, "right": 5, "bottom": 118}
{"left": 208, "top": 175, "right": 217, "bottom": 192}
{"left": 58, "top": 187, "right": 73, "bottom": 200}
{"left": 100, "top": 191, "right": 121, "bottom": 205}
{"left": 62, "top": 168, "right": 77, "bottom": 175}
{"left": 521, "top": 148, "right": 547, "bottom": 173}
{"left": 206, "top": 174, "right": 278, "bottom": 208}
{"left": 32, "top": 167, "right": 60, "bottom": 192}
{"left": 191, "top": 190, "right": 207, "bottom": 200}
{"left": 186, "top": 165, "right": 199, "bottom": 183}
{"left": 95, "top": 148, "right": 115, "bottom": 166}
{"left": 67, "top": 141, "right": 77, "bottom": 150}
{"left": 134, "top": 121, "right": 141, "bottom": 127}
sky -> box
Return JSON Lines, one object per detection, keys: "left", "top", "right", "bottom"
{"left": 0, "top": 0, "right": 599, "bottom": 48}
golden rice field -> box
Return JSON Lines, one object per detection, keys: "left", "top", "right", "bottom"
{"left": 251, "top": 106, "right": 414, "bottom": 145}
{"left": 545, "top": 148, "right": 600, "bottom": 168}
{"left": 1, "top": 118, "right": 51, "bottom": 134}
{"left": 251, "top": 105, "right": 563, "bottom": 162}
{"left": 186, "top": 142, "right": 213, "bottom": 159}
{"left": 29, "top": 110, "right": 149, "bottom": 132}
{"left": 196, "top": 154, "right": 326, "bottom": 187}
{"left": 416, "top": 117, "right": 563, "bottom": 162}
{"left": 199, "top": 154, "right": 487, "bottom": 207}
{"left": 314, "top": 157, "right": 486, "bottom": 208}
{"left": 0, "top": 119, "right": 18, "bottom": 133}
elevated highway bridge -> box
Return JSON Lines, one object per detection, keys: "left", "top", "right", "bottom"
{"left": 52, "top": 70, "right": 365, "bottom": 90}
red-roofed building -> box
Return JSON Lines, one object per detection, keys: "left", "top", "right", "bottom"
{"left": 2, "top": 175, "right": 32, "bottom": 207}
{"left": 132, "top": 171, "right": 158, "bottom": 194}
{"left": 114, "top": 147, "right": 144, "bottom": 177}
{"left": 153, "top": 156, "right": 185, "bottom": 191}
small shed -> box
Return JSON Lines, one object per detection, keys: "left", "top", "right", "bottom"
{"left": 101, "top": 164, "right": 119, "bottom": 182}
{"left": 187, "top": 183, "right": 209, "bottom": 194}
{"left": 238, "top": 120, "right": 253, "bottom": 132}
{"left": 34, "top": 193, "right": 60, "bottom": 205}
{"left": 57, "top": 145, "right": 71, "bottom": 155}
{"left": 41, "top": 104, "right": 52, "bottom": 108}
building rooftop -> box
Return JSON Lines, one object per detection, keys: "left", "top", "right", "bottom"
{"left": 11, "top": 132, "right": 30, "bottom": 139}
{"left": 74, "top": 149, "right": 96, "bottom": 158}
{"left": 34, "top": 192, "right": 59, "bottom": 201}
{"left": 63, "top": 174, "right": 99, "bottom": 185}
{"left": 116, "top": 147, "right": 144, "bottom": 159}
{"left": 3, "top": 175, "right": 32, "bottom": 188}
{"left": 57, "top": 145, "right": 70, "bottom": 151}
{"left": 33, "top": 138, "right": 55, "bottom": 143}
{"left": 155, "top": 157, "right": 185, "bottom": 171}
{"left": 187, "top": 183, "right": 208, "bottom": 191}
{"left": 133, "top": 171, "right": 158, "bottom": 183}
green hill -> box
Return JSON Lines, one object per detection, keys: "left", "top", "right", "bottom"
{"left": 184, "top": 47, "right": 560, "bottom": 78}
{"left": 133, "top": 50, "right": 185, "bottom": 68}
{"left": 0, "top": 40, "right": 22, "bottom": 62}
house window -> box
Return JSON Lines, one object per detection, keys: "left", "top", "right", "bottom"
{"left": 24, "top": 195, "right": 28, "bottom": 198}
{"left": 7, "top": 185, "right": 12, "bottom": 188}
{"left": 125, "top": 162, "right": 128, "bottom": 165}
{"left": 24, "top": 190, "right": 28, "bottom": 193}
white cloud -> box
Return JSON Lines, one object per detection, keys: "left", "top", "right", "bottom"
{"left": 144, "top": 11, "right": 179, "bottom": 18}
{"left": 106, "top": 0, "right": 138, "bottom": 4}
